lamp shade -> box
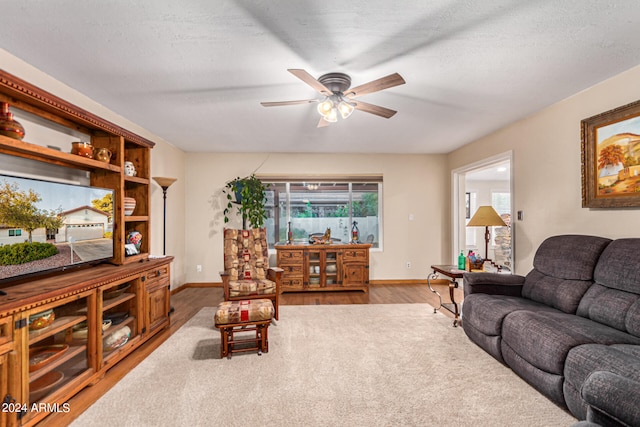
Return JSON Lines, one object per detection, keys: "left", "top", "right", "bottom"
{"left": 153, "top": 177, "right": 177, "bottom": 189}
{"left": 467, "top": 206, "right": 506, "bottom": 227}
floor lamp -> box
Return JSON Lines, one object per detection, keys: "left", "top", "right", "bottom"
{"left": 152, "top": 177, "right": 177, "bottom": 255}
{"left": 153, "top": 177, "right": 177, "bottom": 314}
{"left": 467, "top": 205, "right": 506, "bottom": 260}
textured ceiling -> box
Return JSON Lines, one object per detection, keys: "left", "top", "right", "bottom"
{"left": 1, "top": 1, "right": 640, "bottom": 154}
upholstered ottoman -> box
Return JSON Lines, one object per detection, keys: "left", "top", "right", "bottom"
{"left": 214, "top": 299, "right": 274, "bottom": 359}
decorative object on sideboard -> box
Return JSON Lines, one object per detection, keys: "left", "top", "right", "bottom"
{"left": 123, "top": 196, "right": 136, "bottom": 216}
{"left": 351, "top": 220, "right": 360, "bottom": 243}
{"left": 94, "top": 147, "right": 112, "bottom": 163}
{"left": 124, "top": 161, "right": 137, "bottom": 176}
{"left": 152, "top": 177, "right": 177, "bottom": 255}
{"left": 467, "top": 206, "right": 507, "bottom": 260}
{"left": 71, "top": 141, "right": 94, "bottom": 158}
{"left": 0, "top": 102, "right": 25, "bottom": 140}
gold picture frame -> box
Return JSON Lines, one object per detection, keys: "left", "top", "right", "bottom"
{"left": 581, "top": 99, "right": 640, "bottom": 208}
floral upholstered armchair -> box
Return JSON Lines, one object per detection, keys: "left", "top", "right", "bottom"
{"left": 220, "top": 228, "right": 282, "bottom": 320}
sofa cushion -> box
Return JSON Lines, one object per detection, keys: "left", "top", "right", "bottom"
{"left": 502, "top": 311, "right": 640, "bottom": 376}
{"left": 574, "top": 238, "right": 640, "bottom": 337}
{"left": 227, "top": 279, "right": 276, "bottom": 297}
{"left": 522, "top": 270, "right": 594, "bottom": 314}
{"left": 593, "top": 238, "right": 640, "bottom": 293}
{"left": 564, "top": 344, "right": 640, "bottom": 419}
{"left": 531, "top": 235, "right": 612, "bottom": 281}
{"left": 223, "top": 228, "right": 269, "bottom": 281}
{"left": 577, "top": 284, "right": 640, "bottom": 334}
{"left": 462, "top": 294, "right": 554, "bottom": 336}
{"left": 521, "top": 235, "right": 611, "bottom": 314}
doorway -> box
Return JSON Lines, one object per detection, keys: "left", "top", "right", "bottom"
{"left": 452, "top": 151, "right": 513, "bottom": 271}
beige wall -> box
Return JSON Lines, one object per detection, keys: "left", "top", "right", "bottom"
{"left": 1, "top": 49, "right": 188, "bottom": 288}
{"left": 184, "top": 153, "right": 449, "bottom": 283}
{"left": 449, "top": 64, "right": 640, "bottom": 275}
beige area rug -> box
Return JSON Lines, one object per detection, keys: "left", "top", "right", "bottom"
{"left": 71, "top": 304, "right": 576, "bottom": 427}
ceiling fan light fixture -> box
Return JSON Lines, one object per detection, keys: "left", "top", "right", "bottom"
{"left": 317, "top": 98, "right": 334, "bottom": 116}
{"left": 325, "top": 107, "right": 338, "bottom": 122}
{"left": 338, "top": 99, "right": 355, "bottom": 119}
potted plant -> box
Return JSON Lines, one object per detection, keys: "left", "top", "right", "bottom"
{"left": 223, "top": 174, "right": 270, "bottom": 229}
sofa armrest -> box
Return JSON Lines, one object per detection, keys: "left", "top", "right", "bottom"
{"left": 581, "top": 371, "right": 640, "bottom": 427}
{"left": 463, "top": 272, "right": 525, "bottom": 297}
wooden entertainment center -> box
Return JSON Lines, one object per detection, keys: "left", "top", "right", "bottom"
{"left": 0, "top": 70, "right": 172, "bottom": 426}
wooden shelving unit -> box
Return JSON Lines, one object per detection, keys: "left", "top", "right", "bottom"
{"left": 0, "top": 69, "right": 173, "bottom": 426}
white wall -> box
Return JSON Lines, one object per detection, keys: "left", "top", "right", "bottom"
{"left": 184, "top": 153, "right": 449, "bottom": 283}
{"left": 449, "top": 64, "right": 640, "bottom": 275}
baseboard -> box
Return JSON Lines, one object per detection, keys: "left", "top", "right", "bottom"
{"left": 171, "top": 282, "right": 221, "bottom": 295}
{"left": 370, "top": 279, "right": 450, "bottom": 286}
{"left": 171, "top": 279, "right": 451, "bottom": 295}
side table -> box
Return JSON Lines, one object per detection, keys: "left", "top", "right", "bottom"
{"left": 427, "top": 265, "right": 464, "bottom": 327}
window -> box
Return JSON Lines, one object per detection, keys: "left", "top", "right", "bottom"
{"left": 8, "top": 229, "right": 21, "bottom": 237}
{"left": 261, "top": 178, "right": 382, "bottom": 249}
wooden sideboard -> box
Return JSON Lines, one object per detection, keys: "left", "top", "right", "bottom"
{"left": 275, "top": 243, "right": 371, "bottom": 293}
{"left": 0, "top": 70, "right": 171, "bottom": 426}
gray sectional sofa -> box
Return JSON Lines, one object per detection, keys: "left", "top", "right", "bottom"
{"left": 461, "top": 235, "right": 640, "bottom": 426}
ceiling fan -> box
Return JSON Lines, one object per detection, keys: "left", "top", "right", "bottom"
{"left": 261, "top": 69, "right": 406, "bottom": 127}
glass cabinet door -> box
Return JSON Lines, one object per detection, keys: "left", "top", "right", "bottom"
{"left": 26, "top": 291, "right": 93, "bottom": 408}
{"left": 100, "top": 279, "right": 139, "bottom": 365}
{"left": 324, "top": 250, "right": 339, "bottom": 287}
{"left": 307, "top": 250, "right": 321, "bottom": 288}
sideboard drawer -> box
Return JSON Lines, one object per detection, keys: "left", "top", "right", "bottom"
{"left": 282, "top": 264, "right": 304, "bottom": 276}
{"left": 278, "top": 250, "right": 304, "bottom": 263}
{"left": 342, "top": 249, "right": 368, "bottom": 262}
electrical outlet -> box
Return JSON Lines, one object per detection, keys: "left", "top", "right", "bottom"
{"left": 196, "top": 264, "right": 202, "bottom": 273}
{"left": 406, "top": 261, "right": 411, "bottom": 269}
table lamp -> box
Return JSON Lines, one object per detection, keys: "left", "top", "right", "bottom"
{"left": 467, "top": 205, "right": 507, "bottom": 260}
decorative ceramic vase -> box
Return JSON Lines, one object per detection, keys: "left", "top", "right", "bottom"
{"left": 94, "top": 147, "right": 112, "bottom": 163}
{"left": 124, "top": 161, "right": 136, "bottom": 176}
{"left": 71, "top": 142, "right": 94, "bottom": 158}
{"left": 0, "top": 102, "right": 25, "bottom": 140}
{"left": 123, "top": 197, "right": 136, "bottom": 216}
{"left": 127, "top": 231, "right": 142, "bottom": 252}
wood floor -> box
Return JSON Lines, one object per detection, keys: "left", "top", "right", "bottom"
{"left": 41, "top": 283, "right": 463, "bottom": 426}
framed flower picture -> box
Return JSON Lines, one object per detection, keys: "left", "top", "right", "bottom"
{"left": 581, "top": 99, "right": 640, "bottom": 208}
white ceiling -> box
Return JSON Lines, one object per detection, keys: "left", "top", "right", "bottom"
{"left": 1, "top": 1, "right": 640, "bottom": 154}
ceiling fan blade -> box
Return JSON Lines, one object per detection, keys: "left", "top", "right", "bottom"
{"left": 317, "top": 117, "right": 330, "bottom": 128}
{"left": 288, "top": 69, "right": 333, "bottom": 96}
{"left": 260, "top": 99, "right": 318, "bottom": 107}
{"left": 344, "top": 73, "right": 406, "bottom": 98}
{"left": 353, "top": 100, "right": 397, "bottom": 119}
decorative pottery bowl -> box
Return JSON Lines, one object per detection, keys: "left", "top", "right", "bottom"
{"left": 29, "top": 309, "right": 55, "bottom": 331}
{"left": 124, "top": 161, "right": 136, "bottom": 176}
{"left": 29, "top": 344, "right": 69, "bottom": 372}
{"left": 103, "top": 325, "right": 131, "bottom": 352}
{"left": 29, "top": 370, "right": 64, "bottom": 402}
{"left": 72, "top": 319, "right": 112, "bottom": 340}
{"left": 123, "top": 197, "right": 136, "bottom": 216}
{"left": 71, "top": 141, "right": 94, "bottom": 158}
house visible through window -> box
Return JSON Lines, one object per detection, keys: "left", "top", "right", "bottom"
{"left": 260, "top": 177, "right": 383, "bottom": 249}
{"left": 8, "top": 229, "right": 21, "bottom": 237}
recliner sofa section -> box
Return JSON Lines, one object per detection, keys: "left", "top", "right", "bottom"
{"left": 462, "top": 235, "right": 640, "bottom": 425}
